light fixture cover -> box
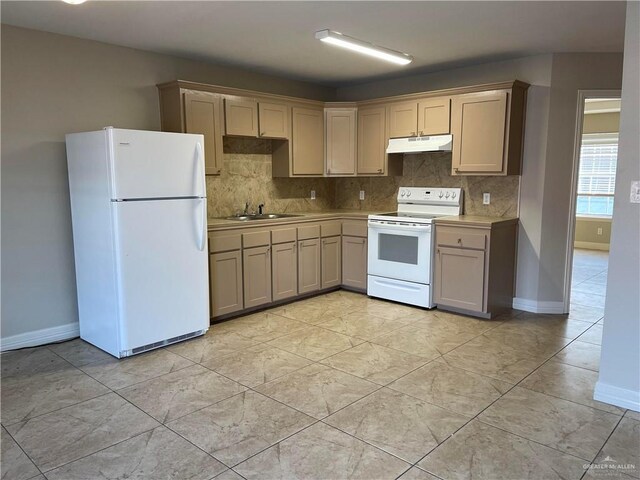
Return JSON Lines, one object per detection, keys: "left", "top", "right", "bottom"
{"left": 62, "top": 0, "right": 87, "bottom": 4}
{"left": 315, "top": 29, "right": 412, "bottom": 66}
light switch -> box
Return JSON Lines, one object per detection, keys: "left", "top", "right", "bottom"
{"left": 310, "top": 190, "right": 316, "bottom": 200}
{"left": 483, "top": 193, "right": 491, "bottom": 205}
{"left": 631, "top": 181, "right": 640, "bottom": 204}
{"left": 359, "top": 190, "right": 365, "bottom": 201}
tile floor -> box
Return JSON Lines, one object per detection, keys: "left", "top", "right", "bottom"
{"left": 2, "top": 250, "right": 638, "bottom": 480}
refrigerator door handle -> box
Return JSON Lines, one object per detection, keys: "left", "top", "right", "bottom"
{"left": 199, "top": 198, "right": 207, "bottom": 251}
{"left": 196, "top": 142, "right": 205, "bottom": 198}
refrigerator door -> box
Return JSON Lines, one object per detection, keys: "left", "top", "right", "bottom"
{"left": 109, "top": 129, "right": 205, "bottom": 200}
{"left": 113, "top": 197, "right": 209, "bottom": 354}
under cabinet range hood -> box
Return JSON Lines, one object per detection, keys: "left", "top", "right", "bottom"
{"left": 386, "top": 134, "right": 453, "bottom": 154}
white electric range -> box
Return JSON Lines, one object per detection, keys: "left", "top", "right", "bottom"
{"left": 367, "top": 187, "right": 463, "bottom": 308}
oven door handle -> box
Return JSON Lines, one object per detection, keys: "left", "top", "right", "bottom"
{"left": 368, "top": 221, "right": 431, "bottom": 232}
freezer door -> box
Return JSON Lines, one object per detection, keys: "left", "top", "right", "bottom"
{"left": 109, "top": 129, "right": 205, "bottom": 200}
{"left": 113, "top": 198, "right": 209, "bottom": 352}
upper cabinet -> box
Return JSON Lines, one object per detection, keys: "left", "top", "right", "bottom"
{"left": 388, "top": 96, "right": 451, "bottom": 138}
{"left": 451, "top": 85, "right": 526, "bottom": 176}
{"left": 159, "top": 86, "right": 224, "bottom": 176}
{"left": 225, "top": 98, "right": 289, "bottom": 139}
{"left": 325, "top": 108, "right": 357, "bottom": 176}
{"left": 290, "top": 107, "right": 324, "bottom": 176}
{"left": 357, "top": 106, "right": 387, "bottom": 175}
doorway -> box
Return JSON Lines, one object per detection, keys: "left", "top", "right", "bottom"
{"left": 565, "top": 92, "right": 621, "bottom": 317}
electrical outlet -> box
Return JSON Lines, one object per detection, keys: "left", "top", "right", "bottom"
{"left": 597, "top": 227, "right": 603, "bottom": 236}
{"left": 631, "top": 181, "right": 640, "bottom": 204}
{"left": 359, "top": 190, "right": 365, "bottom": 201}
{"left": 483, "top": 193, "right": 491, "bottom": 205}
{"left": 310, "top": 190, "right": 316, "bottom": 200}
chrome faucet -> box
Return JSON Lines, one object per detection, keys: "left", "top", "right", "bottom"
{"left": 243, "top": 202, "right": 250, "bottom": 215}
{"left": 258, "top": 203, "right": 265, "bottom": 215}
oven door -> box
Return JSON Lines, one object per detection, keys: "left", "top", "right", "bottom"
{"left": 367, "top": 220, "right": 432, "bottom": 284}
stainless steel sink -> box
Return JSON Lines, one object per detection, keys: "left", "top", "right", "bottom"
{"left": 223, "top": 213, "right": 303, "bottom": 221}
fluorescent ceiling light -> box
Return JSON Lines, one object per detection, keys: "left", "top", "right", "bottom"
{"left": 315, "top": 29, "right": 413, "bottom": 66}
{"left": 62, "top": 0, "right": 87, "bottom": 4}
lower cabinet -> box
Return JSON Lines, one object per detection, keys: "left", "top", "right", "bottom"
{"left": 342, "top": 235, "right": 367, "bottom": 290}
{"left": 434, "top": 220, "right": 517, "bottom": 318}
{"left": 298, "top": 238, "right": 321, "bottom": 294}
{"left": 243, "top": 245, "right": 272, "bottom": 308}
{"left": 272, "top": 241, "right": 298, "bottom": 301}
{"left": 321, "top": 235, "right": 342, "bottom": 289}
{"left": 210, "top": 250, "right": 243, "bottom": 317}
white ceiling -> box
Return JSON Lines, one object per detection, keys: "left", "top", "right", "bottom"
{"left": 1, "top": 1, "right": 626, "bottom": 87}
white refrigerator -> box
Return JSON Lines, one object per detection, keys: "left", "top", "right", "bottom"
{"left": 66, "top": 127, "right": 209, "bottom": 358}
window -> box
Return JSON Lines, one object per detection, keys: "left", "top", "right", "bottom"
{"left": 576, "top": 133, "right": 618, "bottom": 217}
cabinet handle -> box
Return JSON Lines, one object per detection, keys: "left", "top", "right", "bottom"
{"left": 419, "top": 131, "right": 424, "bottom": 136}
{"left": 293, "top": 243, "right": 297, "bottom": 252}
{"left": 361, "top": 239, "right": 366, "bottom": 245}
{"left": 377, "top": 168, "right": 382, "bottom": 173}
{"left": 260, "top": 131, "right": 266, "bottom": 136}
{"left": 457, "top": 238, "right": 462, "bottom": 244}
{"left": 411, "top": 131, "right": 416, "bottom": 136}
{"left": 327, "top": 168, "right": 331, "bottom": 174}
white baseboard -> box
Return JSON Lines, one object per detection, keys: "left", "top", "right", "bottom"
{"left": 1, "top": 322, "right": 79, "bottom": 352}
{"left": 574, "top": 241, "right": 610, "bottom": 251}
{"left": 512, "top": 297, "right": 566, "bottom": 314}
{"left": 594, "top": 381, "right": 640, "bottom": 412}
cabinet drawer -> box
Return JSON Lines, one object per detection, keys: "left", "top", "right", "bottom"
{"left": 342, "top": 221, "right": 367, "bottom": 237}
{"left": 271, "top": 227, "right": 297, "bottom": 245}
{"left": 243, "top": 230, "right": 270, "bottom": 248}
{"left": 298, "top": 224, "right": 320, "bottom": 240}
{"left": 209, "top": 232, "right": 241, "bottom": 253}
{"left": 321, "top": 221, "right": 341, "bottom": 237}
{"left": 437, "top": 227, "right": 487, "bottom": 250}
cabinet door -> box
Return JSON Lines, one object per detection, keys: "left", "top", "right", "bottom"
{"left": 451, "top": 90, "right": 508, "bottom": 174}
{"left": 325, "top": 108, "right": 357, "bottom": 176}
{"left": 434, "top": 246, "right": 485, "bottom": 312}
{"left": 357, "top": 106, "right": 386, "bottom": 175}
{"left": 243, "top": 245, "right": 272, "bottom": 308}
{"left": 259, "top": 102, "right": 289, "bottom": 139}
{"left": 418, "top": 97, "right": 451, "bottom": 135}
{"left": 342, "top": 236, "right": 367, "bottom": 290}
{"left": 292, "top": 107, "right": 324, "bottom": 176}
{"left": 184, "top": 92, "right": 223, "bottom": 175}
{"left": 388, "top": 101, "right": 418, "bottom": 138}
{"left": 298, "top": 238, "right": 321, "bottom": 293}
{"left": 272, "top": 241, "right": 298, "bottom": 301}
{"left": 210, "top": 250, "right": 243, "bottom": 317}
{"left": 321, "top": 236, "right": 341, "bottom": 289}
{"left": 225, "top": 98, "right": 259, "bottom": 137}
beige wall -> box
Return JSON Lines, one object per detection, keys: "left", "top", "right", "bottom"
{"left": 583, "top": 112, "right": 620, "bottom": 134}
{"left": 0, "top": 25, "right": 334, "bottom": 341}
{"left": 335, "top": 153, "right": 519, "bottom": 216}
{"left": 596, "top": 1, "right": 640, "bottom": 410}
{"left": 574, "top": 218, "right": 612, "bottom": 249}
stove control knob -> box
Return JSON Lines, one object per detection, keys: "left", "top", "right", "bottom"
{"left": 406, "top": 191, "right": 411, "bottom": 197}
{"left": 438, "top": 191, "right": 444, "bottom": 198}
{"left": 451, "top": 191, "right": 457, "bottom": 199}
{"left": 400, "top": 191, "right": 405, "bottom": 197}
{"left": 445, "top": 192, "right": 450, "bottom": 198}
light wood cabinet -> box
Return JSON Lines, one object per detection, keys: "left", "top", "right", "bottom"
{"left": 259, "top": 102, "right": 289, "bottom": 139}
{"left": 272, "top": 241, "right": 298, "bottom": 301}
{"left": 210, "top": 250, "right": 243, "bottom": 317}
{"left": 418, "top": 97, "right": 451, "bottom": 135}
{"left": 291, "top": 107, "right": 324, "bottom": 176}
{"left": 342, "top": 236, "right": 367, "bottom": 291}
{"left": 243, "top": 245, "right": 272, "bottom": 309}
{"left": 183, "top": 92, "right": 224, "bottom": 175}
{"left": 434, "top": 220, "right": 517, "bottom": 318}
{"left": 357, "top": 106, "right": 387, "bottom": 175}
{"left": 298, "top": 238, "right": 321, "bottom": 293}
{"left": 321, "top": 236, "right": 341, "bottom": 289}
{"left": 225, "top": 98, "right": 259, "bottom": 137}
{"left": 325, "top": 108, "right": 357, "bottom": 176}
{"left": 451, "top": 86, "right": 526, "bottom": 175}
{"left": 388, "top": 96, "right": 450, "bottom": 138}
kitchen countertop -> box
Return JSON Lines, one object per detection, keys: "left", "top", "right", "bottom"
{"left": 435, "top": 215, "right": 519, "bottom": 227}
{"left": 209, "top": 211, "right": 518, "bottom": 231}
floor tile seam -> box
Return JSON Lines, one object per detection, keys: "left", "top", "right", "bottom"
{"left": 579, "top": 414, "right": 627, "bottom": 480}
{"left": 2, "top": 425, "right": 45, "bottom": 478}
{"left": 514, "top": 382, "right": 625, "bottom": 417}
{"left": 79, "top": 359, "right": 197, "bottom": 392}
{"left": 1, "top": 390, "right": 115, "bottom": 429}
{"left": 35, "top": 423, "right": 170, "bottom": 475}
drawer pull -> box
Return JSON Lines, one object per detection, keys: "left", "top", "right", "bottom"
{"left": 458, "top": 238, "right": 462, "bottom": 244}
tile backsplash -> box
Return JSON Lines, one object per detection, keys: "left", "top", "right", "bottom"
{"left": 206, "top": 140, "right": 519, "bottom": 218}
{"left": 335, "top": 153, "right": 520, "bottom": 216}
